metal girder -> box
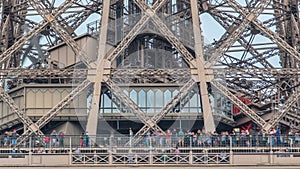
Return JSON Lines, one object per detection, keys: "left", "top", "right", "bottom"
{"left": 105, "top": 79, "right": 164, "bottom": 133}
{"left": 106, "top": 0, "right": 168, "bottom": 62}
{"left": 211, "top": 80, "right": 268, "bottom": 131}
{"left": 226, "top": 0, "right": 300, "bottom": 66}
{"left": 205, "top": 0, "right": 271, "bottom": 68}
{"left": 282, "top": 112, "right": 300, "bottom": 130}
{"left": 0, "top": 0, "right": 28, "bottom": 72}
{"left": 28, "top": 0, "right": 94, "bottom": 68}
{"left": 69, "top": 1, "right": 102, "bottom": 31}
{"left": 30, "top": 0, "right": 101, "bottom": 46}
{"left": 223, "top": 0, "right": 300, "bottom": 131}
{"left": 134, "top": 0, "right": 196, "bottom": 68}
{"left": 16, "top": 79, "right": 92, "bottom": 146}
{"left": 210, "top": 11, "right": 274, "bottom": 69}
{"left": 265, "top": 87, "right": 300, "bottom": 131}
{"left": 191, "top": 0, "right": 215, "bottom": 132}
{"left": 0, "top": 87, "right": 43, "bottom": 136}
{"left": 110, "top": 68, "right": 191, "bottom": 84}
{"left": 86, "top": 0, "right": 110, "bottom": 137}
{"left": 128, "top": 79, "right": 196, "bottom": 145}
{"left": 213, "top": 68, "right": 300, "bottom": 78}
{"left": 0, "top": 68, "right": 87, "bottom": 79}
{"left": 0, "top": 0, "right": 76, "bottom": 65}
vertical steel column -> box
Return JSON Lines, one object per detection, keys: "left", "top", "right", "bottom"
{"left": 190, "top": 0, "right": 215, "bottom": 132}
{"left": 86, "top": 0, "right": 111, "bottom": 137}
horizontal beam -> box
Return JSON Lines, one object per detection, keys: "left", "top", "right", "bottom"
{"left": 0, "top": 69, "right": 87, "bottom": 79}
{"left": 213, "top": 68, "right": 300, "bottom": 77}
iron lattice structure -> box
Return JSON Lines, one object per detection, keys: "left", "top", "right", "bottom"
{"left": 1, "top": 0, "right": 300, "bottom": 144}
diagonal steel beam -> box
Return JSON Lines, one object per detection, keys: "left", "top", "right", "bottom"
{"left": 0, "top": 0, "right": 76, "bottom": 65}
{"left": 209, "top": 11, "right": 274, "bottom": 69}
{"left": 226, "top": 0, "right": 300, "bottom": 130}
{"left": 128, "top": 79, "right": 196, "bottom": 145}
{"left": 105, "top": 0, "right": 168, "bottom": 62}
{"left": 265, "top": 87, "right": 300, "bottom": 131}
{"left": 211, "top": 80, "right": 268, "bottom": 132}
{"left": 105, "top": 79, "right": 164, "bottom": 133}
{"left": 226, "top": 0, "right": 300, "bottom": 66}
{"left": 16, "top": 79, "right": 92, "bottom": 146}
{"left": 0, "top": 87, "right": 44, "bottom": 136}
{"left": 28, "top": 0, "right": 93, "bottom": 68}
{"left": 205, "top": 0, "right": 271, "bottom": 68}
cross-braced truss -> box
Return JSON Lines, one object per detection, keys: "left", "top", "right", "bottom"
{"left": 1, "top": 0, "right": 300, "bottom": 144}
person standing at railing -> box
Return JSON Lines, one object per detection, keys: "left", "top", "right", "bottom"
{"left": 206, "top": 132, "right": 212, "bottom": 147}
{"left": 58, "top": 131, "right": 65, "bottom": 148}
{"left": 145, "top": 131, "right": 151, "bottom": 147}
{"left": 196, "top": 130, "right": 202, "bottom": 147}
{"left": 158, "top": 131, "right": 164, "bottom": 147}
{"left": 177, "top": 129, "right": 184, "bottom": 147}
{"left": 4, "top": 131, "right": 10, "bottom": 147}
{"left": 268, "top": 128, "right": 276, "bottom": 147}
{"left": 85, "top": 131, "right": 90, "bottom": 147}
{"left": 276, "top": 128, "right": 282, "bottom": 146}
{"left": 192, "top": 132, "right": 198, "bottom": 147}
{"left": 166, "top": 130, "right": 172, "bottom": 147}
{"left": 11, "top": 129, "right": 18, "bottom": 147}
{"left": 45, "top": 136, "right": 50, "bottom": 148}
{"left": 252, "top": 133, "right": 258, "bottom": 147}
{"left": 50, "top": 130, "right": 58, "bottom": 147}
{"left": 80, "top": 132, "right": 84, "bottom": 147}
{"left": 295, "top": 133, "right": 300, "bottom": 146}
{"left": 288, "top": 129, "right": 294, "bottom": 147}
{"left": 230, "top": 131, "right": 237, "bottom": 147}
{"left": 171, "top": 129, "right": 177, "bottom": 147}
{"left": 212, "top": 131, "right": 219, "bottom": 147}
{"left": 221, "top": 132, "right": 227, "bottom": 147}
{"left": 245, "top": 130, "right": 250, "bottom": 147}
{"left": 153, "top": 131, "right": 158, "bottom": 147}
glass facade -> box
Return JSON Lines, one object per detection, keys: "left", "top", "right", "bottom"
{"left": 98, "top": 87, "right": 233, "bottom": 119}
{"left": 99, "top": 87, "right": 203, "bottom": 114}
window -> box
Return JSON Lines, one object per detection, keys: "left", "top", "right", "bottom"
{"left": 138, "top": 90, "right": 146, "bottom": 112}
{"left": 147, "top": 90, "right": 154, "bottom": 113}
{"left": 156, "top": 90, "right": 163, "bottom": 112}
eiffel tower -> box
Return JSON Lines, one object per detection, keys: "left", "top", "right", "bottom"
{"left": 1, "top": 0, "right": 300, "bottom": 145}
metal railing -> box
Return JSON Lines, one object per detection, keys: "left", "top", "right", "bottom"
{"left": 0, "top": 134, "right": 300, "bottom": 153}
{"left": 71, "top": 152, "right": 230, "bottom": 165}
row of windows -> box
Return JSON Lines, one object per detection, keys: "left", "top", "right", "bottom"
{"left": 97, "top": 89, "right": 233, "bottom": 119}
{"left": 99, "top": 89, "right": 202, "bottom": 113}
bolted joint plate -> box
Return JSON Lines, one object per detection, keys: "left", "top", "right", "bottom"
{"left": 29, "top": 123, "right": 40, "bottom": 133}
{"left": 146, "top": 9, "right": 155, "bottom": 17}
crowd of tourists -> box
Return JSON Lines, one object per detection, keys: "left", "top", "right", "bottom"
{"left": 1, "top": 127, "right": 300, "bottom": 148}
{"left": 0, "top": 129, "right": 19, "bottom": 147}
{"left": 140, "top": 128, "right": 300, "bottom": 148}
